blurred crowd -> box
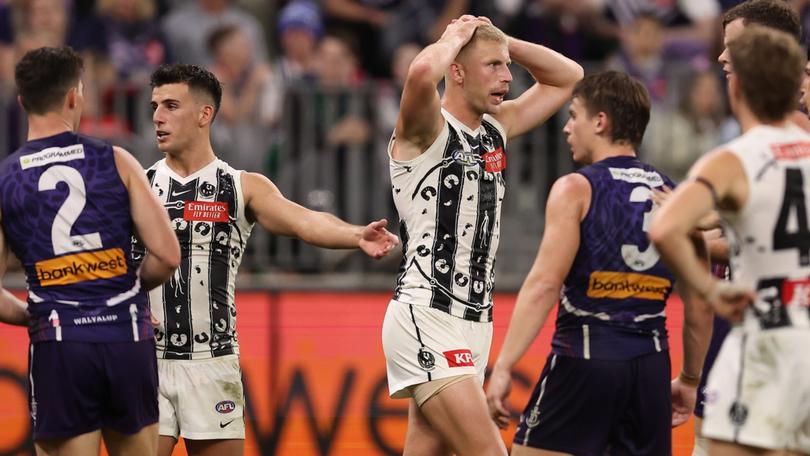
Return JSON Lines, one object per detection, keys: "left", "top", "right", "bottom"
{"left": 3, "top": 0, "right": 810, "bottom": 184}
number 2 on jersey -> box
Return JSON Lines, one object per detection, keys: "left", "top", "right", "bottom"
{"left": 773, "top": 168, "right": 810, "bottom": 266}
{"left": 38, "top": 165, "right": 103, "bottom": 255}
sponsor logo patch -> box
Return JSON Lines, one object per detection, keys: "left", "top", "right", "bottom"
{"left": 215, "top": 400, "right": 236, "bottom": 414}
{"left": 586, "top": 271, "right": 671, "bottom": 300}
{"left": 771, "top": 142, "right": 810, "bottom": 160}
{"left": 780, "top": 277, "right": 810, "bottom": 308}
{"left": 183, "top": 201, "right": 229, "bottom": 222}
{"left": 443, "top": 349, "right": 474, "bottom": 367}
{"left": 608, "top": 167, "right": 664, "bottom": 187}
{"left": 20, "top": 145, "right": 85, "bottom": 169}
{"left": 417, "top": 348, "right": 435, "bottom": 371}
{"left": 36, "top": 248, "right": 128, "bottom": 287}
{"left": 483, "top": 147, "right": 506, "bottom": 172}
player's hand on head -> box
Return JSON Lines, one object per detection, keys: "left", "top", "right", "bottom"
{"left": 670, "top": 377, "right": 697, "bottom": 427}
{"left": 441, "top": 15, "right": 487, "bottom": 44}
{"left": 359, "top": 219, "right": 400, "bottom": 259}
{"left": 485, "top": 366, "right": 512, "bottom": 429}
{"left": 708, "top": 281, "right": 755, "bottom": 324}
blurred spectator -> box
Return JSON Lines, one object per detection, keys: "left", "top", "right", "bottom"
{"left": 322, "top": 0, "right": 479, "bottom": 78}
{"left": 378, "top": 42, "right": 420, "bottom": 136}
{"left": 605, "top": 12, "right": 692, "bottom": 104}
{"left": 603, "top": 0, "right": 720, "bottom": 51}
{"left": 643, "top": 68, "right": 732, "bottom": 182}
{"left": 162, "top": 0, "right": 267, "bottom": 66}
{"left": 507, "top": 0, "right": 618, "bottom": 65}
{"left": 207, "top": 24, "right": 274, "bottom": 173}
{"left": 275, "top": 0, "right": 321, "bottom": 83}
{"left": 97, "top": 0, "right": 168, "bottom": 84}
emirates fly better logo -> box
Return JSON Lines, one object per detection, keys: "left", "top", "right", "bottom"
{"left": 183, "top": 201, "right": 229, "bottom": 222}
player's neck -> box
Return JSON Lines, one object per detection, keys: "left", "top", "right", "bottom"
{"left": 591, "top": 141, "right": 636, "bottom": 163}
{"left": 25, "top": 113, "right": 73, "bottom": 142}
{"left": 441, "top": 97, "right": 482, "bottom": 131}
{"left": 164, "top": 142, "right": 217, "bottom": 177}
{"left": 736, "top": 105, "right": 791, "bottom": 133}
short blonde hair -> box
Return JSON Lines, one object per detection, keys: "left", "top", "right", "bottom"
{"left": 457, "top": 23, "right": 507, "bottom": 61}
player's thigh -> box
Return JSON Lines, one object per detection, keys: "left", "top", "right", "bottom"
{"left": 185, "top": 438, "right": 244, "bottom": 456}
{"left": 34, "top": 429, "right": 101, "bottom": 456}
{"left": 404, "top": 398, "right": 451, "bottom": 456}
{"left": 102, "top": 422, "right": 158, "bottom": 456}
{"left": 419, "top": 375, "right": 506, "bottom": 456}
{"left": 157, "top": 435, "right": 177, "bottom": 456}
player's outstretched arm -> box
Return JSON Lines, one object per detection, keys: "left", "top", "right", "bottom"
{"left": 494, "top": 37, "right": 583, "bottom": 140}
{"left": 486, "top": 173, "right": 589, "bottom": 428}
{"left": 393, "top": 15, "right": 486, "bottom": 161}
{"left": 650, "top": 151, "right": 754, "bottom": 320}
{"left": 243, "top": 172, "right": 398, "bottom": 258}
{"left": 114, "top": 147, "right": 181, "bottom": 290}
{"left": 0, "top": 224, "right": 28, "bottom": 326}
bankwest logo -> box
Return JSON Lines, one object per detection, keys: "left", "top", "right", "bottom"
{"left": 183, "top": 201, "right": 229, "bottom": 222}
{"left": 587, "top": 271, "right": 671, "bottom": 301}
{"left": 20, "top": 145, "right": 85, "bottom": 170}
{"left": 443, "top": 349, "right": 474, "bottom": 367}
{"left": 36, "top": 248, "right": 128, "bottom": 287}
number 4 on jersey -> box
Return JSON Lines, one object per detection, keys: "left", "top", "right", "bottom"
{"left": 773, "top": 168, "right": 810, "bottom": 266}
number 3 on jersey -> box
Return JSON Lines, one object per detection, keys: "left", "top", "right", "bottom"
{"left": 773, "top": 168, "right": 810, "bottom": 266}
{"left": 38, "top": 165, "right": 103, "bottom": 255}
{"left": 622, "top": 186, "right": 660, "bottom": 271}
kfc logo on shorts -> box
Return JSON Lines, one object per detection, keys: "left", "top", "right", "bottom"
{"left": 215, "top": 400, "right": 236, "bottom": 414}
{"left": 443, "top": 349, "right": 474, "bottom": 367}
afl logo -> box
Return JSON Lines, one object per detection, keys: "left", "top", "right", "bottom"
{"left": 215, "top": 400, "right": 236, "bottom": 414}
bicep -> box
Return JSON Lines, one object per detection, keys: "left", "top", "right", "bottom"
{"left": 496, "top": 84, "right": 572, "bottom": 140}
{"left": 396, "top": 71, "right": 443, "bottom": 145}
{"left": 245, "top": 173, "right": 309, "bottom": 237}
{"left": 525, "top": 175, "right": 587, "bottom": 284}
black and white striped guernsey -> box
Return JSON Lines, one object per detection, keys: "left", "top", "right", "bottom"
{"left": 389, "top": 109, "right": 507, "bottom": 323}
{"left": 136, "top": 158, "right": 254, "bottom": 359}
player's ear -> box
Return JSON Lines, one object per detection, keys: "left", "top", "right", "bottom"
{"left": 595, "top": 112, "right": 608, "bottom": 134}
{"left": 199, "top": 104, "right": 215, "bottom": 126}
{"left": 450, "top": 62, "right": 464, "bottom": 85}
{"left": 66, "top": 87, "right": 78, "bottom": 110}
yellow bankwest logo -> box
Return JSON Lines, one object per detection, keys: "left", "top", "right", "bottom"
{"left": 36, "top": 248, "right": 128, "bottom": 287}
{"left": 587, "top": 271, "right": 671, "bottom": 300}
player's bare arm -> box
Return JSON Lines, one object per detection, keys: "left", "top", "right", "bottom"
{"left": 114, "top": 146, "right": 181, "bottom": 290}
{"left": 0, "top": 219, "right": 28, "bottom": 326}
{"left": 242, "top": 172, "right": 398, "bottom": 259}
{"left": 392, "top": 16, "right": 486, "bottom": 161}
{"left": 650, "top": 150, "right": 754, "bottom": 321}
{"left": 671, "top": 232, "right": 713, "bottom": 427}
{"left": 486, "top": 173, "right": 589, "bottom": 428}
{"left": 493, "top": 37, "right": 583, "bottom": 140}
